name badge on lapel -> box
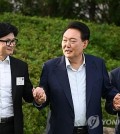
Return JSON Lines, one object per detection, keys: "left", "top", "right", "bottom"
{"left": 16, "top": 77, "right": 24, "bottom": 85}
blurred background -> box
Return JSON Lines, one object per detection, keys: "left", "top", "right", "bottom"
{"left": 0, "top": 0, "right": 120, "bottom": 26}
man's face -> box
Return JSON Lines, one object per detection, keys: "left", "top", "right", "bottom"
{"left": 0, "top": 33, "right": 16, "bottom": 58}
{"left": 62, "top": 28, "right": 88, "bottom": 61}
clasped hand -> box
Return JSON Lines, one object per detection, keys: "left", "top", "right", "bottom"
{"left": 33, "top": 87, "right": 46, "bottom": 105}
{"left": 113, "top": 93, "right": 120, "bottom": 111}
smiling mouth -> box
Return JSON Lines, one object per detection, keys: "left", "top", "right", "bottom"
{"left": 65, "top": 50, "right": 72, "bottom": 53}
{"left": 65, "top": 49, "right": 72, "bottom": 52}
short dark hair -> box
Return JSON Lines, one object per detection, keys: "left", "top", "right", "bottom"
{"left": 0, "top": 22, "right": 18, "bottom": 38}
{"left": 63, "top": 21, "right": 90, "bottom": 41}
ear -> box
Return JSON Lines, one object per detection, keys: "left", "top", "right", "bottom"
{"left": 83, "top": 40, "right": 89, "bottom": 49}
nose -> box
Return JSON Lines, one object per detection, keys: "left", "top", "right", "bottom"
{"left": 65, "top": 40, "right": 71, "bottom": 47}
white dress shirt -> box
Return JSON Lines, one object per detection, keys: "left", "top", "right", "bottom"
{"left": 65, "top": 56, "right": 86, "bottom": 126}
{"left": 0, "top": 56, "right": 14, "bottom": 118}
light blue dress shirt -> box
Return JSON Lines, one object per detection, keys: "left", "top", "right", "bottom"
{"left": 65, "top": 56, "right": 86, "bottom": 126}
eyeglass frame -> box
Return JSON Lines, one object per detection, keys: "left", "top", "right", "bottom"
{"left": 0, "top": 38, "right": 18, "bottom": 46}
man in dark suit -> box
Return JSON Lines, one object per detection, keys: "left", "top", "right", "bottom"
{"left": 34, "top": 21, "right": 119, "bottom": 134}
{"left": 0, "top": 22, "right": 33, "bottom": 134}
{"left": 105, "top": 67, "right": 120, "bottom": 134}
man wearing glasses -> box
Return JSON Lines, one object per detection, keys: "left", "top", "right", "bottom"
{"left": 0, "top": 22, "right": 33, "bottom": 134}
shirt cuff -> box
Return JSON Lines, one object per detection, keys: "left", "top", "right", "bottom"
{"left": 33, "top": 100, "right": 42, "bottom": 108}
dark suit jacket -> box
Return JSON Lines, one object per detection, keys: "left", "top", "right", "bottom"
{"left": 10, "top": 56, "right": 33, "bottom": 134}
{"left": 37, "top": 54, "right": 118, "bottom": 134}
{"left": 105, "top": 67, "right": 120, "bottom": 134}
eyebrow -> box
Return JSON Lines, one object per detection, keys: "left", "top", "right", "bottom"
{"left": 63, "top": 36, "right": 77, "bottom": 40}
{"left": 5, "top": 38, "right": 16, "bottom": 40}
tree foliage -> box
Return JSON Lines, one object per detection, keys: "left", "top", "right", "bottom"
{"left": 1, "top": 0, "right": 120, "bottom": 26}
{"left": 0, "top": 0, "right": 13, "bottom": 13}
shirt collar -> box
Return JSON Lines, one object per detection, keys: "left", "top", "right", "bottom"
{"left": 0, "top": 56, "right": 10, "bottom": 64}
{"left": 65, "top": 54, "right": 86, "bottom": 70}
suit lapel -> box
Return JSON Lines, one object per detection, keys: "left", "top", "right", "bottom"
{"left": 54, "top": 56, "right": 74, "bottom": 110}
{"left": 10, "top": 56, "right": 17, "bottom": 101}
{"left": 117, "top": 69, "right": 120, "bottom": 89}
{"left": 85, "top": 55, "right": 96, "bottom": 107}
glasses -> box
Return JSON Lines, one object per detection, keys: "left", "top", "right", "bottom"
{"left": 0, "top": 38, "right": 18, "bottom": 46}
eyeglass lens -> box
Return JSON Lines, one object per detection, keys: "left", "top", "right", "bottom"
{"left": 6, "top": 39, "right": 18, "bottom": 46}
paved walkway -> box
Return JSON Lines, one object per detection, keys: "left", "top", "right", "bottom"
{"left": 103, "top": 127, "right": 115, "bottom": 134}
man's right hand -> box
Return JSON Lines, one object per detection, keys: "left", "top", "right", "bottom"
{"left": 33, "top": 87, "right": 46, "bottom": 105}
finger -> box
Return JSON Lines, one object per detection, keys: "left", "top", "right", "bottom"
{"left": 115, "top": 94, "right": 120, "bottom": 98}
{"left": 33, "top": 90, "right": 37, "bottom": 97}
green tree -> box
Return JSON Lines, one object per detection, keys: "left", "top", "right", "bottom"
{"left": 0, "top": 0, "right": 13, "bottom": 13}
{"left": 1, "top": 0, "right": 120, "bottom": 26}
{"left": 108, "top": 0, "right": 120, "bottom": 25}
